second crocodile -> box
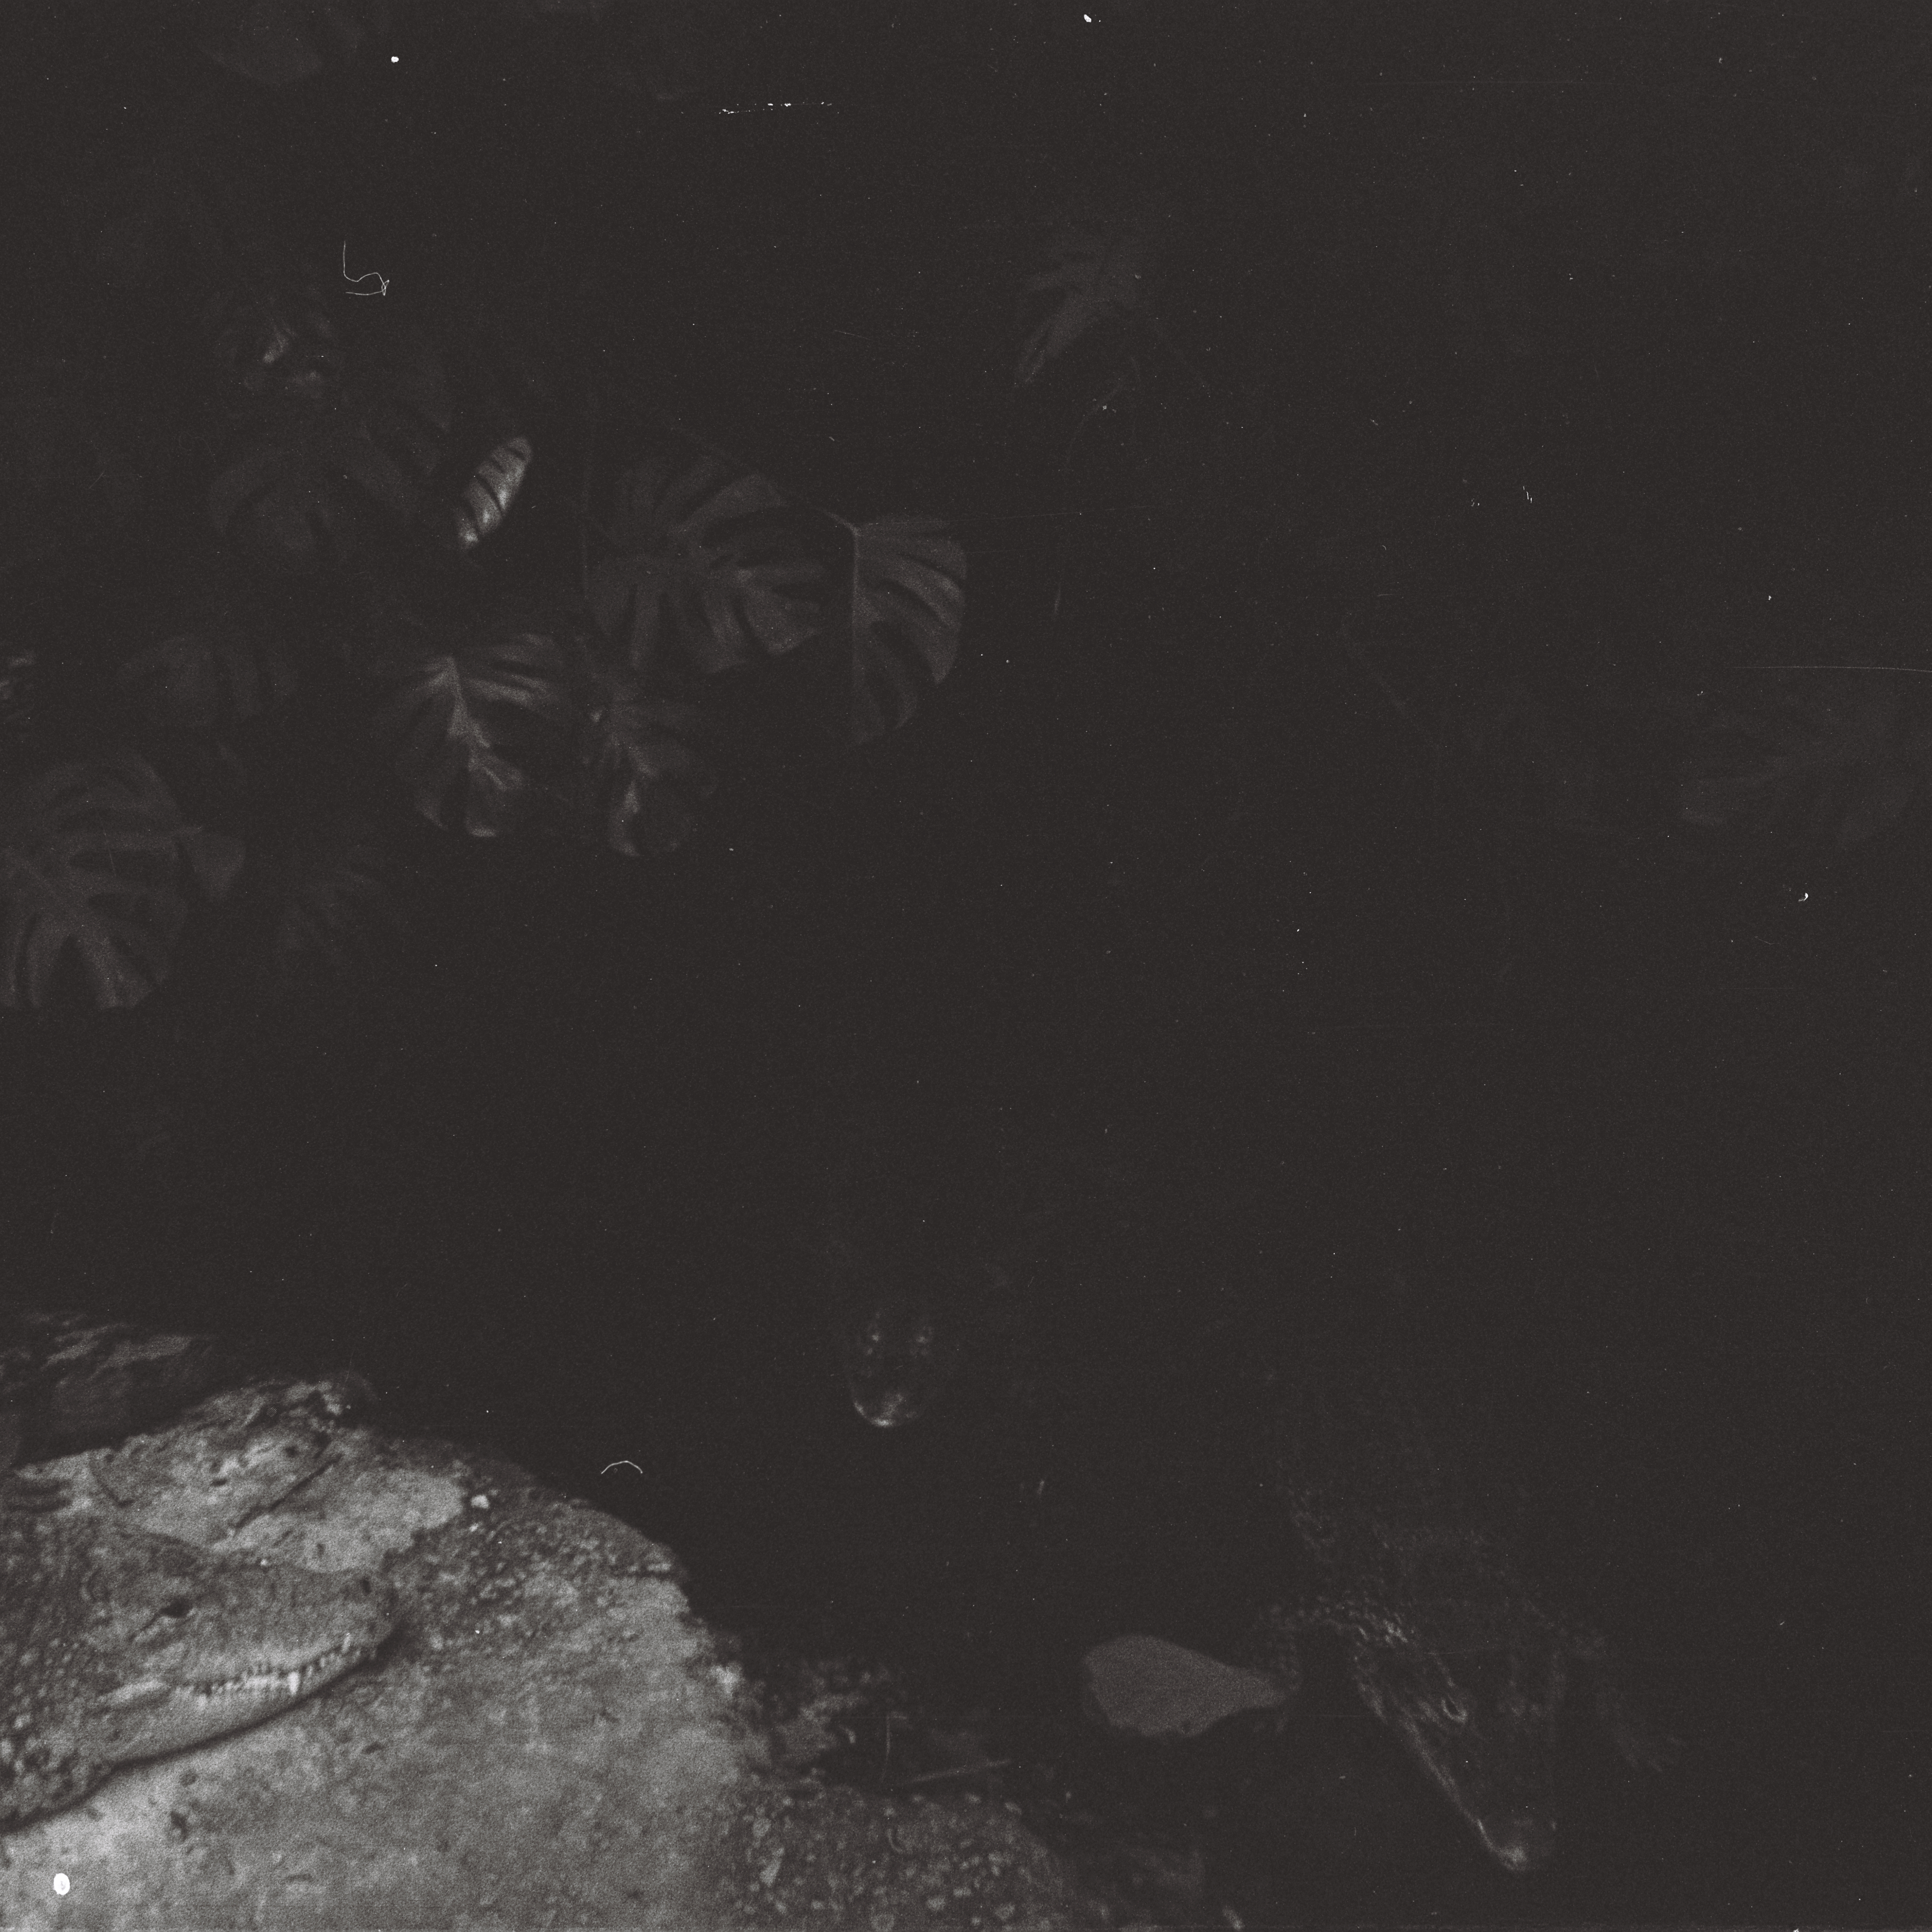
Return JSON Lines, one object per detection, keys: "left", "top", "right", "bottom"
{"left": 817, "top": 1118, "right": 1143, "bottom": 1432}
{"left": 1247, "top": 1256, "right": 1675, "bottom": 1874}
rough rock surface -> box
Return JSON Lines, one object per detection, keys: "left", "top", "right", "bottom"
{"left": 0, "top": 1378, "right": 1102, "bottom": 1930}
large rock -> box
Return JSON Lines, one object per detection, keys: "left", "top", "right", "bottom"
{"left": 0, "top": 1377, "right": 1102, "bottom": 1930}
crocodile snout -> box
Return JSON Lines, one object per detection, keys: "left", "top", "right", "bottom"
{"left": 1479, "top": 1810, "right": 1556, "bottom": 1874}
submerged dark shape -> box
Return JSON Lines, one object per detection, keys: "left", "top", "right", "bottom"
{"left": 833, "top": 1274, "right": 975, "bottom": 1430}
{"left": 1251, "top": 1262, "right": 1674, "bottom": 1874}
{"left": 818, "top": 1110, "right": 1022, "bottom": 1428}
{"left": 816, "top": 1110, "right": 1134, "bottom": 1431}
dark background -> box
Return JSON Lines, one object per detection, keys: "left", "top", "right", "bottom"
{"left": 3, "top": 3, "right": 1931, "bottom": 1921}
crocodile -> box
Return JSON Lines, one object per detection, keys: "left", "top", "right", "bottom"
{"left": 816, "top": 1111, "right": 1138, "bottom": 1431}
{"left": 817, "top": 1121, "right": 986, "bottom": 1428}
{"left": 1, "top": 1307, "right": 400, "bottom": 1830}
{"left": 1248, "top": 1253, "right": 1674, "bottom": 1875}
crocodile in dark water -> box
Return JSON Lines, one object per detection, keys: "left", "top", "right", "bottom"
{"left": 1248, "top": 1257, "right": 1674, "bottom": 1874}
{"left": 816, "top": 1112, "right": 1137, "bottom": 1430}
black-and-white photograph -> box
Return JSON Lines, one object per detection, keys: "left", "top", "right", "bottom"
{"left": 3, "top": 4, "right": 1929, "bottom": 1925}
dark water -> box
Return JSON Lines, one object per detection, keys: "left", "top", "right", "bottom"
{"left": 45, "top": 860, "right": 1924, "bottom": 1927}
{"left": 4, "top": 29, "right": 1926, "bottom": 1919}
{"left": 4, "top": 629, "right": 1923, "bottom": 1922}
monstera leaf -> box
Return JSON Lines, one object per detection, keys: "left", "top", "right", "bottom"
{"left": 581, "top": 673, "right": 716, "bottom": 859}
{"left": 1016, "top": 195, "right": 1176, "bottom": 387}
{"left": 0, "top": 756, "right": 243, "bottom": 1010}
{"left": 587, "top": 443, "right": 824, "bottom": 678}
{"left": 435, "top": 435, "right": 535, "bottom": 554}
{"left": 272, "top": 811, "right": 413, "bottom": 993}
{"left": 207, "top": 437, "right": 349, "bottom": 570}
{"left": 204, "top": 279, "right": 345, "bottom": 405}
{"left": 209, "top": 324, "right": 451, "bottom": 572}
{"left": 112, "top": 617, "right": 305, "bottom": 819}
{"left": 1679, "top": 670, "right": 1932, "bottom": 857}
{"left": 113, "top": 621, "right": 302, "bottom": 736}
{"left": 195, "top": 0, "right": 390, "bottom": 85}
{"left": 373, "top": 629, "right": 580, "bottom": 837}
{"left": 841, "top": 515, "right": 966, "bottom": 747}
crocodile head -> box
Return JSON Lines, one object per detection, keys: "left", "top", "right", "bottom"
{"left": 820, "top": 1120, "right": 1030, "bottom": 1430}
{"left": 62, "top": 1522, "right": 398, "bottom": 1758}
{"left": 829, "top": 1215, "right": 1040, "bottom": 1427}
{"left": 3, "top": 1507, "right": 398, "bottom": 1828}
{"left": 833, "top": 1276, "right": 973, "bottom": 1428}
{"left": 1346, "top": 1614, "right": 1567, "bottom": 1875}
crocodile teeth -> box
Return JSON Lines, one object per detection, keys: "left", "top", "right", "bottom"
{"left": 182, "top": 1636, "right": 373, "bottom": 1703}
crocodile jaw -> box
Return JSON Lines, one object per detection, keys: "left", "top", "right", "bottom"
{"left": 1470, "top": 1807, "right": 1557, "bottom": 1875}
{"left": 85, "top": 1613, "right": 394, "bottom": 1761}
{"left": 1385, "top": 1700, "right": 1561, "bottom": 1875}
{"left": 1351, "top": 1631, "right": 1567, "bottom": 1876}
{"left": 13, "top": 1518, "right": 399, "bottom": 1792}
{"left": 79, "top": 1539, "right": 398, "bottom": 1765}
